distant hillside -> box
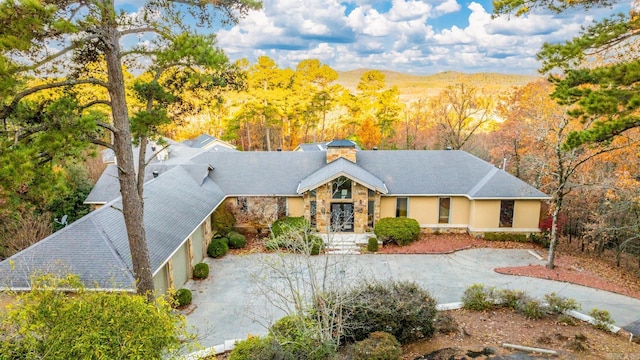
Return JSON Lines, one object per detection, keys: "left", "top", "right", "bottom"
{"left": 335, "top": 69, "right": 540, "bottom": 101}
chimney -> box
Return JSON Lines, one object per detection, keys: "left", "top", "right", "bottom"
{"left": 326, "top": 140, "right": 357, "bottom": 164}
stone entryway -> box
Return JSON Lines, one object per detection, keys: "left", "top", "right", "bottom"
{"left": 320, "top": 232, "right": 372, "bottom": 254}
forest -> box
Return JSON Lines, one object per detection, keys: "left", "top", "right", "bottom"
{"left": 0, "top": 0, "right": 638, "bottom": 297}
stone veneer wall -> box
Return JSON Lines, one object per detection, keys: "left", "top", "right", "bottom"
{"left": 326, "top": 147, "right": 356, "bottom": 163}
{"left": 304, "top": 180, "right": 380, "bottom": 233}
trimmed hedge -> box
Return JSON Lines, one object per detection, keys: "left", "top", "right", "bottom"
{"left": 193, "top": 262, "right": 209, "bottom": 279}
{"left": 229, "top": 336, "right": 287, "bottom": 360}
{"left": 207, "top": 238, "right": 229, "bottom": 258}
{"left": 484, "top": 232, "right": 529, "bottom": 242}
{"left": 374, "top": 217, "right": 420, "bottom": 246}
{"left": 228, "top": 231, "right": 247, "bottom": 249}
{"left": 353, "top": 332, "right": 402, "bottom": 360}
{"left": 174, "top": 288, "right": 192, "bottom": 307}
{"left": 367, "top": 237, "right": 379, "bottom": 252}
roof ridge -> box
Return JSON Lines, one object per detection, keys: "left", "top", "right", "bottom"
{"left": 467, "top": 167, "right": 499, "bottom": 198}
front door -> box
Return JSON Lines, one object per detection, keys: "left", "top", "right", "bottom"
{"left": 331, "top": 203, "right": 354, "bottom": 232}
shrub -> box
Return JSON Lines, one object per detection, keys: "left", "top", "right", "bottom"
{"left": 174, "top": 288, "right": 192, "bottom": 308}
{"left": 517, "top": 296, "right": 545, "bottom": 319}
{"left": 544, "top": 292, "right": 580, "bottom": 314}
{"left": 271, "top": 217, "right": 308, "bottom": 238}
{"left": 589, "top": 308, "right": 614, "bottom": 331}
{"left": 268, "top": 315, "right": 336, "bottom": 360}
{"left": 353, "top": 332, "right": 402, "bottom": 360}
{"left": 461, "top": 284, "right": 495, "bottom": 311}
{"left": 374, "top": 217, "right": 420, "bottom": 246}
{"left": 495, "top": 289, "right": 525, "bottom": 310}
{"left": 219, "top": 237, "right": 229, "bottom": 245}
{"left": 229, "top": 336, "right": 289, "bottom": 360}
{"left": 207, "top": 238, "right": 229, "bottom": 258}
{"left": 483, "top": 232, "right": 528, "bottom": 242}
{"left": 228, "top": 231, "right": 247, "bottom": 249}
{"left": 434, "top": 313, "right": 459, "bottom": 334}
{"left": 338, "top": 281, "right": 437, "bottom": 344}
{"left": 367, "top": 237, "right": 379, "bottom": 252}
{"left": 193, "top": 262, "right": 209, "bottom": 279}
{"left": 212, "top": 202, "right": 236, "bottom": 235}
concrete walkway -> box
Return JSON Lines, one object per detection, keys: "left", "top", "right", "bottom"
{"left": 181, "top": 248, "right": 640, "bottom": 348}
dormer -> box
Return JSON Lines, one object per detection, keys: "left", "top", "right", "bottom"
{"left": 326, "top": 140, "right": 357, "bottom": 164}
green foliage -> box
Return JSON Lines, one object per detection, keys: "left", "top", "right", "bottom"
{"left": 212, "top": 203, "right": 236, "bottom": 235}
{"left": 518, "top": 297, "right": 545, "bottom": 319}
{"left": 174, "top": 288, "right": 193, "bottom": 307}
{"left": 338, "top": 281, "right": 437, "bottom": 344}
{"left": 270, "top": 216, "right": 308, "bottom": 238}
{"left": 589, "top": 308, "right": 614, "bottom": 331}
{"left": 0, "top": 274, "right": 190, "bottom": 359}
{"left": 193, "top": 262, "right": 210, "bottom": 279}
{"left": 228, "top": 231, "right": 247, "bottom": 249}
{"left": 483, "top": 232, "right": 529, "bottom": 242}
{"left": 496, "top": 289, "right": 526, "bottom": 310}
{"left": 544, "top": 292, "right": 580, "bottom": 313}
{"left": 374, "top": 217, "right": 420, "bottom": 246}
{"left": 268, "top": 315, "right": 336, "bottom": 360}
{"left": 367, "top": 237, "right": 379, "bottom": 252}
{"left": 461, "top": 284, "right": 495, "bottom": 311}
{"left": 207, "top": 238, "right": 229, "bottom": 258}
{"left": 353, "top": 332, "right": 402, "bottom": 360}
{"left": 229, "top": 336, "right": 290, "bottom": 360}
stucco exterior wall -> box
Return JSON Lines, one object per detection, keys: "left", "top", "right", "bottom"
{"left": 288, "top": 197, "right": 304, "bottom": 217}
{"left": 469, "top": 200, "right": 501, "bottom": 229}
{"left": 172, "top": 242, "right": 190, "bottom": 289}
{"left": 380, "top": 197, "right": 398, "bottom": 218}
{"left": 153, "top": 266, "right": 168, "bottom": 296}
{"left": 408, "top": 197, "right": 438, "bottom": 224}
{"left": 451, "top": 197, "right": 470, "bottom": 225}
{"left": 513, "top": 200, "right": 542, "bottom": 229}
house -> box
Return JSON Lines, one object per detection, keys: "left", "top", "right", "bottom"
{"left": 0, "top": 140, "right": 548, "bottom": 294}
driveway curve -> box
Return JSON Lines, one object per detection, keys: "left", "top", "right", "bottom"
{"left": 182, "top": 248, "right": 640, "bottom": 348}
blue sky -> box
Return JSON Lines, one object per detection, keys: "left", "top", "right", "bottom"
{"left": 208, "top": 0, "right": 632, "bottom": 75}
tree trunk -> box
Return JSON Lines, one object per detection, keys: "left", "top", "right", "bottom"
{"left": 547, "top": 196, "right": 562, "bottom": 269}
{"left": 103, "top": 25, "right": 154, "bottom": 299}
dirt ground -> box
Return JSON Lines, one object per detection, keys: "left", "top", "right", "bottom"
{"left": 404, "top": 308, "right": 640, "bottom": 360}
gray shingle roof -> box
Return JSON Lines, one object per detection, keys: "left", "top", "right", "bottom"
{"left": 297, "top": 158, "right": 388, "bottom": 194}
{"left": 0, "top": 164, "right": 225, "bottom": 291}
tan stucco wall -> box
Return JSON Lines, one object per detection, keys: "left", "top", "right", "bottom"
{"left": 469, "top": 200, "right": 501, "bottom": 229}
{"left": 408, "top": 197, "right": 438, "bottom": 223}
{"left": 380, "top": 197, "right": 398, "bottom": 218}
{"left": 288, "top": 197, "right": 304, "bottom": 217}
{"left": 451, "top": 197, "right": 470, "bottom": 225}
{"left": 513, "top": 200, "right": 542, "bottom": 229}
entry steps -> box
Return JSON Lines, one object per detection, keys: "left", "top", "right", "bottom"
{"left": 319, "top": 233, "right": 375, "bottom": 255}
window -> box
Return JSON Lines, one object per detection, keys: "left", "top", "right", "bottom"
{"left": 367, "top": 189, "right": 375, "bottom": 228}
{"left": 332, "top": 176, "right": 352, "bottom": 199}
{"left": 396, "top": 197, "right": 408, "bottom": 217}
{"left": 500, "top": 200, "right": 515, "bottom": 227}
{"left": 439, "top": 197, "right": 450, "bottom": 224}
{"left": 277, "top": 197, "right": 287, "bottom": 219}
{"left": 237, "top": 197, "right": 248, "bottom": 213}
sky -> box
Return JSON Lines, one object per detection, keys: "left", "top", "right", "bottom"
{"left": 208, "top": 0, "right": 626, "bottom": 75}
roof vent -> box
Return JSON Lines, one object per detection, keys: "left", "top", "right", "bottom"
{"left": 445, "top": 146, "right": 452, "bottom": 150}
{"left": 152, "top": 171, "right": 159, "bottom": 178}
{"left": 373, "top": 147, "right": 378, "bottom": 151}
{"left": 276, "top": 148, "right": 282, "bottom": 152}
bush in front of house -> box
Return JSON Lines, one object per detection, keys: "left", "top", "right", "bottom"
{"left": 461, "top": 283, "right": 495, "bottom": 311}
{"left": 270, "top": 216, "right": 308, "bottom": 238}
{"left": 212, "top": 202, "right": 236, "bottom": 234}
{"left": 483, "top": 232, "right": 528, "bottom": 242}
{"left": 367, "top": 237, "right": 379, "bottom": 252}
{"left": 338, "top": 280, "right": 437, "bottom": 344}
{"left": 353, "top": 332, "right": 402, "bottom": 360}
{"left": 193, "top": 262, "right": 209, "bottom": 279}
{"left": 268, "top": 315, "right": 336, "bottom": 360}
{"left": 174, "top": 288, "right": 192, "bottom": 307}
{"left": 228, "top": 231, "right": 247, "bottom": 249}
{"left": 374, "top": 217, "right": 420, "bottom": 246}
{"left": 207, "top": 238, "right": 229, "bottom": 258}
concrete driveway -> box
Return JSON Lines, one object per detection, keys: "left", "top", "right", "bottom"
{"left": 181, "top": 248, "right": 640, "bottom": 348}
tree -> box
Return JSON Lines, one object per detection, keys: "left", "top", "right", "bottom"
{"left": 428, "top": 82, "right": 494, "bottom": 150}
{"left": 493, "top": 0, "right": 640, "bottom": 148}
{"left": 375, "top": 87, "right": 402, "bottom": 149}
{"left": 1, "top": 0, "right": 261, "bottom": 297}
{"left": 0, "top": 274, "right": 191, "bottom": 359}
{"left": 295, "top": 59, "right": 340, "bottom": 142}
